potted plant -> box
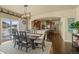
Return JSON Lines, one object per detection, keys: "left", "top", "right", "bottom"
{"left": 71, "top": 21, "right": 79, "bottom": 33}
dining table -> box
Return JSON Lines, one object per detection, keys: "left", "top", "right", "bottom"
{"left": 27, "top": 33, "right": 42, "bottom": 49}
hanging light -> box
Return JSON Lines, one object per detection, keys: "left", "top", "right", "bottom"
{"left": 21, "top": 5, "right": 31, "bottom": 19}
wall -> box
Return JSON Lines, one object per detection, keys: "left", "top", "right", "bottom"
{"left": 19, "top": 19, "right": 27, "bottom": 31}
{"left": 76, "top": 6, "right": 79, "bottom": 21}
{"left": 29, "top": 8, "right": 76, "bottom": 42}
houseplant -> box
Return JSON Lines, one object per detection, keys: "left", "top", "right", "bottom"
{"left": 71, "top": 21, "right": 79, "bottom": 33}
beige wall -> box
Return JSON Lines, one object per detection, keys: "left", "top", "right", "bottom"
{"left": 76, "top": 6, "right": 79, "bottom": 21}
{"left": 29, "top": 8, "right": 76, "bottom": 42}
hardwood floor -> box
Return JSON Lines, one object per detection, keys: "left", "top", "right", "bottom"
{"left": 65, "top": 42, "right": 79, "bottom": 54}
{"left": 50, "top": 36, "right": 79, "bottom": 54}
{"left": 48, "top": 31, "right": 79, "bottom": 54}
{"left": 49, "top": 32, "right": 65, "bottom": 54}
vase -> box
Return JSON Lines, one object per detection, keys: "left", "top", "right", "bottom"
{"left": 73, "top": 29, "right": 78, "bottom": 34}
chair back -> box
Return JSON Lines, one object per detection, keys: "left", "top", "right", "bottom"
{"left": 19, "top": 31, "right": 22, "bottom": 37}
{"left": 37, "top": 31, "right": 47, "bottom": 44}
{"left": 42, "top": 32, "right": 47, "bottom": 43}
{"left": 13, "top": 31, "right": 19, "bottom": 40}
{"left": 21, "top": 31, "right": 28, "bottom": 42}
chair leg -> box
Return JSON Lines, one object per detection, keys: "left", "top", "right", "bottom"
{"left": 21, "top": 43, "right": 23, "bottom": 50}
{"left": 26, "top": 44, "right": 28, "bottom": 52}
{"left": 35, "top": 43, "right": 38, "bottom": 46}
{"left": 26, "top": 43, "right": 28, "bottom": 52}
{"left": 21, "top": 47, "right": 22, "bottom": 50}
{"left": 44, "top": 43, "right": 45, "bottom": 47}
{"left": 42, "top": 45, "right": 44, "bottom": 51}
{"left": 26, "top": 47, "right": 27, "bottom": 52}
{"left": 14, "top": 42, "right": 16, "bottom": 48}
{"left": 18, "top": 43, "right": 20, "bottom": 49}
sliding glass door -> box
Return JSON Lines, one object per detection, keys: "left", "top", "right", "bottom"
{"left": 1, "top": 18, "right": 19, "bottom": 43}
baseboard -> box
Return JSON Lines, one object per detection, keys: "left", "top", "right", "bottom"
{"left": 64, "top": 40, "right": 72, "bottom": 43}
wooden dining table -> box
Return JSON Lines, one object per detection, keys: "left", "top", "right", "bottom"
{"left": 27, "top": 33, "right": 42, "bottom": 49}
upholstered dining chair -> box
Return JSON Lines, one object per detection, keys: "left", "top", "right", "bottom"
{"left": 34, "top": 32, "right": 47, "bottom": 51}
{"left": 20, "top": 31, "right": 31, "bottom": 52}
{"left": 13, "top": 31, "right": 21, "bottom": 49}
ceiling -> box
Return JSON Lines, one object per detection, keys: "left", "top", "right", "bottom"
{"left": 0, "top": 5, "right": 77, "bottom": 16}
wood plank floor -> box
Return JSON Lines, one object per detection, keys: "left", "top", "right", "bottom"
{"left": 48, "top": 31, "right": 79, "bottom": 54}
{"left": 49, "top": 32, "right": 65, "bottom": 54}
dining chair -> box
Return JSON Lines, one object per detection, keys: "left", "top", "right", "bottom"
{"left": 13, "top": 31, "right": 21, "bottom": 49}
{"left": 20, "top": 31, "right": 31, "bottom": 52}
{"left": 34, "top": 32, "right": 47, "bottom": 51}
